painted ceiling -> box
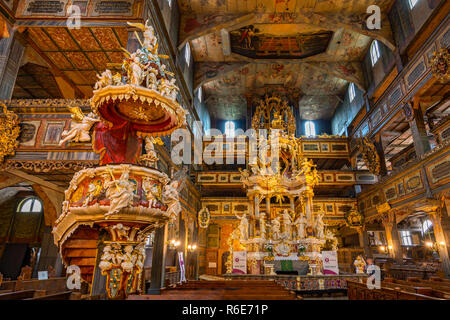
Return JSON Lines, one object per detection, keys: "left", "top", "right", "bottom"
{"left": 20, "top": 26, "right": 128, "bottom": 97}
{"left": 181, "top": 0, "right": 395, "bottom": 121}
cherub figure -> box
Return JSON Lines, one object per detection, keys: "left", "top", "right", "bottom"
{"left": 94, "top": 69, "right": 113, "bottom": 90}
{"left": 59, "top": 108, "right": 99, "bottom": 145}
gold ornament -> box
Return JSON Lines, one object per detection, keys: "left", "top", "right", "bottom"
{"left": 0, "top": 103, "right": 20, "bottom": 163}
{"left": 357, "top": 136, "right": 381, "bottom": 175}
{"left": 430, "top": 48, "right": 449, "bottom": 83}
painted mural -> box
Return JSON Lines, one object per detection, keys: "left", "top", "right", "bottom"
{"left": 229, "top": 26, "right": 332, "bottom": 59}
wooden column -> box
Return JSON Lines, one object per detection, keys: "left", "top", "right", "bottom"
{"left": 0, "top": 28, "right": 25, "bottom": 99}
{"left": 382, "top": 212, "right": 402, "bottom": 263}
{"left": 408, "top": 103, "right": 431, "bottom": 157}
{"left": 428, "top": 210, "right": 450, "bottom": 278}
{"left": 148, "top": 224, "right": 168, "bottom": 294}
{"left": 357, "top": 226, "right": 373, "bottom": 259}
{"left": 373, "top": 135, "right": 388, "bottom": 176}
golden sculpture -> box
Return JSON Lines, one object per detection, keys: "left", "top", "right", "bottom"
{"left": 357, "top": 136, "right": 381, "bottom": 175}
{"left": 0, "top": 103, "right": 20, "bottom": 163}
{"left": 430, "top": 48, "right": 449, "bottom": 83}
{"left": 252, "top": 95, "right": 296, "bottom": 136}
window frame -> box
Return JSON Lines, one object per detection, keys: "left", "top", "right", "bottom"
{"left": 370, "top": 40, "right": 381, "bottom": 66}
{"left": 408, "top": 0, "right": 419, "bottom": 9}
{"left": 304, "top": 120, "right": 316, "bottom": 137}
{"left": 349, "top": 83, "right": 356, "bottom": 102}
{"left": 400, "top": 230, "right": 413, "bottom": 246}
{"left": 185, "top": 43, "right": 191, "bottom": 67}
{"left": 224, "top": 121, "right": 235, "bottom": 137}
{"left": 17, "top": 197, "right": 43, "bottom": 213}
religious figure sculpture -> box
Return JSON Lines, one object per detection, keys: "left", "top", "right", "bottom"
{"left": 235, "top": 212, "right": 249, "bottom": 240}
{"left": 354, "top": 255, "right": 366, "bottom": 274}
{"left": 271, "top": 216, "right": 281, "bottom": 240}
{"left": 314, "top": 211, "right": 325, "bottom": 239}
{"left": 281, "top": 209, "right": 292, "bottom": 239}
{"left": 294, "top": 212, "right": 306, "bottom": 239}
{"left": 104, "top": 166, "right": 136, "bottom": 217}
{"left": 162, "top": 180, "right": 181, "bottom": 221}
{"left": 59, "top": 107, "right": 99, "bottom": 145}
{"left": 259, "top": 213, "right": 266, "bottom": 239}
{"left": 142, "top": 177, "right": 161, "bottom": 208}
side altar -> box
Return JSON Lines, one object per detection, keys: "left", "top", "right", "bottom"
{"left": 226, "top": 96, "right": 338, "bottom": 276}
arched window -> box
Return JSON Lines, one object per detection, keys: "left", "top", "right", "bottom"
{"left": 305, "top": 120, "right": 316, "bottom": 137}
{"left": 422, "top": 219, "right": 433, "bottom": 234}
{"left": 370, "top": 40, "right": 381, "bottom": 66}
{"left": 17, "top": 197, "right": 42, "bottom": 213}
{"left": 225, "top": 121, "right": 235, "bottom": 137}
{"left": 348, "top": 83, "right": 356, "bottom": 102}
{"left": 185, "top": 43, "right": 191, "bottom": 67}
{"left": 408, "top": 0, "right": 419, "bottom": 9}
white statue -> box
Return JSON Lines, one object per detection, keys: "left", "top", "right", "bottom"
{"left": 315, "top": 211, "right": 325, "bottom": 239}
{"left": 142, "top": 177, "right": 160, "bottom": 208}
{"left": 259, "top": 213, "right": 266, "bottom": 239}
{"left": 59, "top": 108, "right": 99, "bottom": 146}
{"left": 162, "top": 180, "right": 181, "bottom": 221}
{"left": 167, "top": 78, "right": 179, "bottom": 100}
{"left": 235, "top": 212, "right": 249, "bottom": 240}
{"left": 105, "top": 167, "right": 135, "bottom": 217}
{"left": 281, "top": 209, "right": 292, "bottom": 239}
{"left": 94, "top": 69, "right": 113, "bottom": 90}
{"left": 111, "top": 223, "right": 131, "bottom": 240}
{"left": 294, "top": 212, "right": 307, "bottom": 239}
{"left": 145, "top": 67, "right": 158, "bottom": 90}
{"left": 121, "top": 245, "right": 135, "bottom": 273}
{"left": 271, "top": 216, "right": 281, "bottom": 240}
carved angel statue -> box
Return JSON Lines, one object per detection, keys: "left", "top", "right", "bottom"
{"left": 99, "top": 243, "right": 124, "bottom": 271}
{"left": 127, "top": 20, "right": 158, "bottom": 53}
{"left": 314, "top": 211, "right": 325, "bottom": 239}
{"left": 145, "top": 66, "right": 158, "bottom": 90}
{"left": 127, "top": 54, "right": 144, "bottom": 86}
{"left": 235, "top": 212, "right": 249, "bottom": 240}
{"left": 294, "top": 212, "right": 306, "bottom": 239}
{"left": 162, "top": 180, "right": 181, "bottom": 221}
{"left": 94, "top": 69, "right": 113, "bottom": 90}
{"left": 104, "top": 167, "right": 136, "bottom": 217}
{"left": 121, "top": 245, "right": 136, "bottom": 273}
{"left": 59, "top": 107, "right": 99, "bottom": 146}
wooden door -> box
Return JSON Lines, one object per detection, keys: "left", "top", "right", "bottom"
{"left": 206, "top": 249, "right": 218, "bottom": 275}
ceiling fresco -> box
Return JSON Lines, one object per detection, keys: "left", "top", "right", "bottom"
{"left": 183, "top": 0, "right": 394, "bottom": 121}
{"left": 23, "top": 26, "right": 128, "bottom": 97}
{"left": 229, "top": 26, "right": 333, "bottom": 59}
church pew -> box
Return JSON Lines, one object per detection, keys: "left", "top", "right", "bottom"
{"left": 0, "top": 280, "right": 16, "bottom": 291}
{"left": 389, "top": 278, "right": 450, "bottom": 292}
{"left": 346, "top": 280, "right": 445, "bottom": 300}
{"left": 0, "top": 290, "right": 37, "bottom": 300}
{"left": 24, "top": 291, "right": 73, "bottom": 300}
{"left": 14, "top": 277, "right": 68, "bottom": 295}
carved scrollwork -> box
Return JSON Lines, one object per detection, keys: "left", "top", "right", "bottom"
{"left": 0, "top": 103, "right": 20, "bottom": 163}
{"left": 357, "top": 136, "right": 381, "bottom": 175}
{"left": 430, "top": 48, "right": 449, "bottom": 83}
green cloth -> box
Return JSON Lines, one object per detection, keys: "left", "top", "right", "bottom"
{"left": 280, "top": 260, "right": 293, "bottom": 271}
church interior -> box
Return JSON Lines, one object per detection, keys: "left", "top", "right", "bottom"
{"left": 0, "top": 0, "right": 449, "bottom": 302}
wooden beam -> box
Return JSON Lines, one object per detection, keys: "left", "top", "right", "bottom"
{"left": 7, "top": 169, "right": 65, "bottom": 193}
